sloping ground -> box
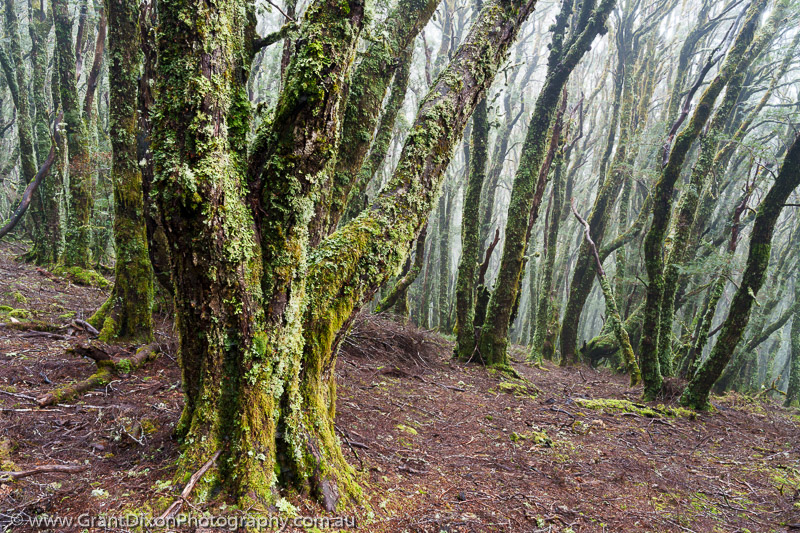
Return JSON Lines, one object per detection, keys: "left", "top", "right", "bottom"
{"left": 0, "top": 241, "right": 799, "bottom": 532}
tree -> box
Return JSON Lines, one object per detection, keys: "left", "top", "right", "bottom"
{"left": 88, "top": 0, "right": 154, "bottom": 342}
{"left": 638, "top": 0, "right": 768, "bottom": 400}
{"left": 477, "top": 0, "right": 616, "bottom": 367}
{"left": 681, "top": 129, "right": 800, "bottom": 409}
{"left": 151, "top": 0, "right": 539, "bottom": 508}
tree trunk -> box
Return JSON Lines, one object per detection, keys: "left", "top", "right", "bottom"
{"left": 639, "top": 0, "right": 767, "bottom": 400}
{"left": 681, "top": 129, "right": 800, "bottom": 410}
{"left": 89, "top": 0, "right": 154, "bottom": 342}
{"left": 53, "top": 0, "right": 95, "bottom": 267}
{"left": 478, "top": 0, "right": 615, "bottom": 367}
{"left": 152, "top": 0, "right": 539, "bottom": 510}
{"left": 454, "top": 94, "right": 488, "bottom": 360}
{"left": 26, "top": 0, "right": 62, "bottom": 265}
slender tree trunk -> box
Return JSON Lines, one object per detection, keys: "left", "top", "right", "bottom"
{"left": 639, "top": 0, "right": 767, "bottom": 400}
{"left": 88, "top": 0, "right": 153, "bottom": 342}
{"left": 26, "top": 0, "right": 61, "bottom": 264}
{"left": 478, "top": 0, "right": 615, "bottom": 367}
{"left": 681, "top": 130, "right": 800, "bottom": 410}
{"left": 53, "top": 0, "right": 95, "bottom": 267}
{"left": 3, "top": 0, "right": 38, "bottom": 194}
{"left": 454, "top": 95, "right": 488, "bottom": 360}
{"left": 785, "top": 277, "right": 800, "bottom": 407}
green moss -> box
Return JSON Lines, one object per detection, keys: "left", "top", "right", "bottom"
{"left": 53, "top": 266, "right": 110, "bottom": 288}
{"left": 490, "top": 379, "right": 538, "bottom": 399}
{"left": 11, "top": 291, "right": 27, "bottom": 304}
{"left": 0, "top": 305, "right": 13, "bottom": 314}
{"left": 574, "top": 398, "right": 696, "bottom": 419}
{"left": 8, "top": 309, "right": 32, "bottom": 320}
{"left": 396, "top": 424, "right": 417, "bottom": 435}
{"left": 58, "top": 312, "right": 76, "bottom": 320}
{"left": 509, "top": 429, "right": 552, "bottom": 447}
{"left": 0, "top": 438, "right": 16, "bottom": 471}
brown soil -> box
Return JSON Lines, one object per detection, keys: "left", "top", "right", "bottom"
{"left": 1, "top": 240, "right": 799, "bottom": 532}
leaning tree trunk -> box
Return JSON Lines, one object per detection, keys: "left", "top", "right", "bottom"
{"left": 88, "top": 0, "right": 154, "bottom": 342}
{"left": 681, "top": 129, "right": 800, "bottom": 410}
{"left": 657, "top": 2, "right": 788, "bottom": 378}
{"left": 638, "top": 0, "right": 767, "bottom": 400}
{"left": 152, "top": 0, "right": 539, "bottom": 511}
{"left": 478, "top": 0, "right": 615, "bottom": 367}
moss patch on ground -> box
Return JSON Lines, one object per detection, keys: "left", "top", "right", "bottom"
{"left": 574, "top": 398, "right": 696, "bottom": 419}
{"left": 52, "top": 266, "right": 110, "bottom": 288}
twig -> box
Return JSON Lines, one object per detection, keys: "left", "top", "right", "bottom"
{"left": 159, "top": 449, "right": 223, "bottom": 520}
{"left": 0, "top": 464, "right": 88, "bottom": 481}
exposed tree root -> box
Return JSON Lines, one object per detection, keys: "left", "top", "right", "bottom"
{"left": 36, "top": 343, "right": 159, "bottom": 407}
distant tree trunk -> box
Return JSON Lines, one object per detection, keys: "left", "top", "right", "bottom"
{"left": 3, "top": 0, "right": 38, "bottom": 194}
{"left": 25, "top": 0, "right": 61, "bottom": 265}
{"left": 785, "top": 277, "right": 800, "bottom": 407}
{"left": 89, "top": 0, "right": 153, "bottom": 342}
{"left": 657, "top": 2, "right": 788, "bottom": 378}
{"left": 454, "top": 94, "right": 488, "bottom": 360}
{"left": 681, "top": 130, "right": 800, "bottom": 410}
{"left": 639, "top": 0, "right": 767, "bottom": 400}
{"left": 530, "top": 96, "right": 569, "bottom": 363}
{"left": 477, "top": 0, "right": 615, "bottom": 367}
{"left": 53, "top": 0, "right": 95, "bottom": 267}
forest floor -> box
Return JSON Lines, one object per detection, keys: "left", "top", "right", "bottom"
{"left": 1, "top": 240, "right": 800, "bottom": 533}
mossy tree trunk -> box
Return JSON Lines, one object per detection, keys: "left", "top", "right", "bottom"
{"left": 26, "top": 0, "right": 61, "bottom": 265}
{"left": 53, "top": 0, "right": 95, "bottom": 268}
{"left": 454, "top": 94, "right": 488, "bottom": 360}
{"left": 3, "top": 0, "right": 38, "bottom": 195}
{"left": 152, "top": 0, "right": 539, "bottom": 510}
{"left": 530, "top": 100, "right": 570, "bottom": 363}
{"left": 88, "top": 0, "right": 153, "bottom": 343}
{"left": 681, "top": 129, "right": 800, "bottom": 410}
{"left": 340, "top": 42, "right": 414, "bottom": 224}
{"left": 784, "top": 276, "right": 800, "bottom": 407}
{"left": 657, "top": 2, "right": 788, "bottom": 379}
{"left": 478, "top": 0, "right": 615, "bottom": 367}
{"left": 314, "top": 0, "right": 440, "bottom": 241}
{"left": 638, "top": 0, "right": 767, "bottom": 400}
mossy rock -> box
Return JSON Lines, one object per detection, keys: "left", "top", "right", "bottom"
{"left": 574, "top": 398, "right": 696, "bottom": 419}
{"left": 53, "top": 266, "right": 110, "bottom": 288}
